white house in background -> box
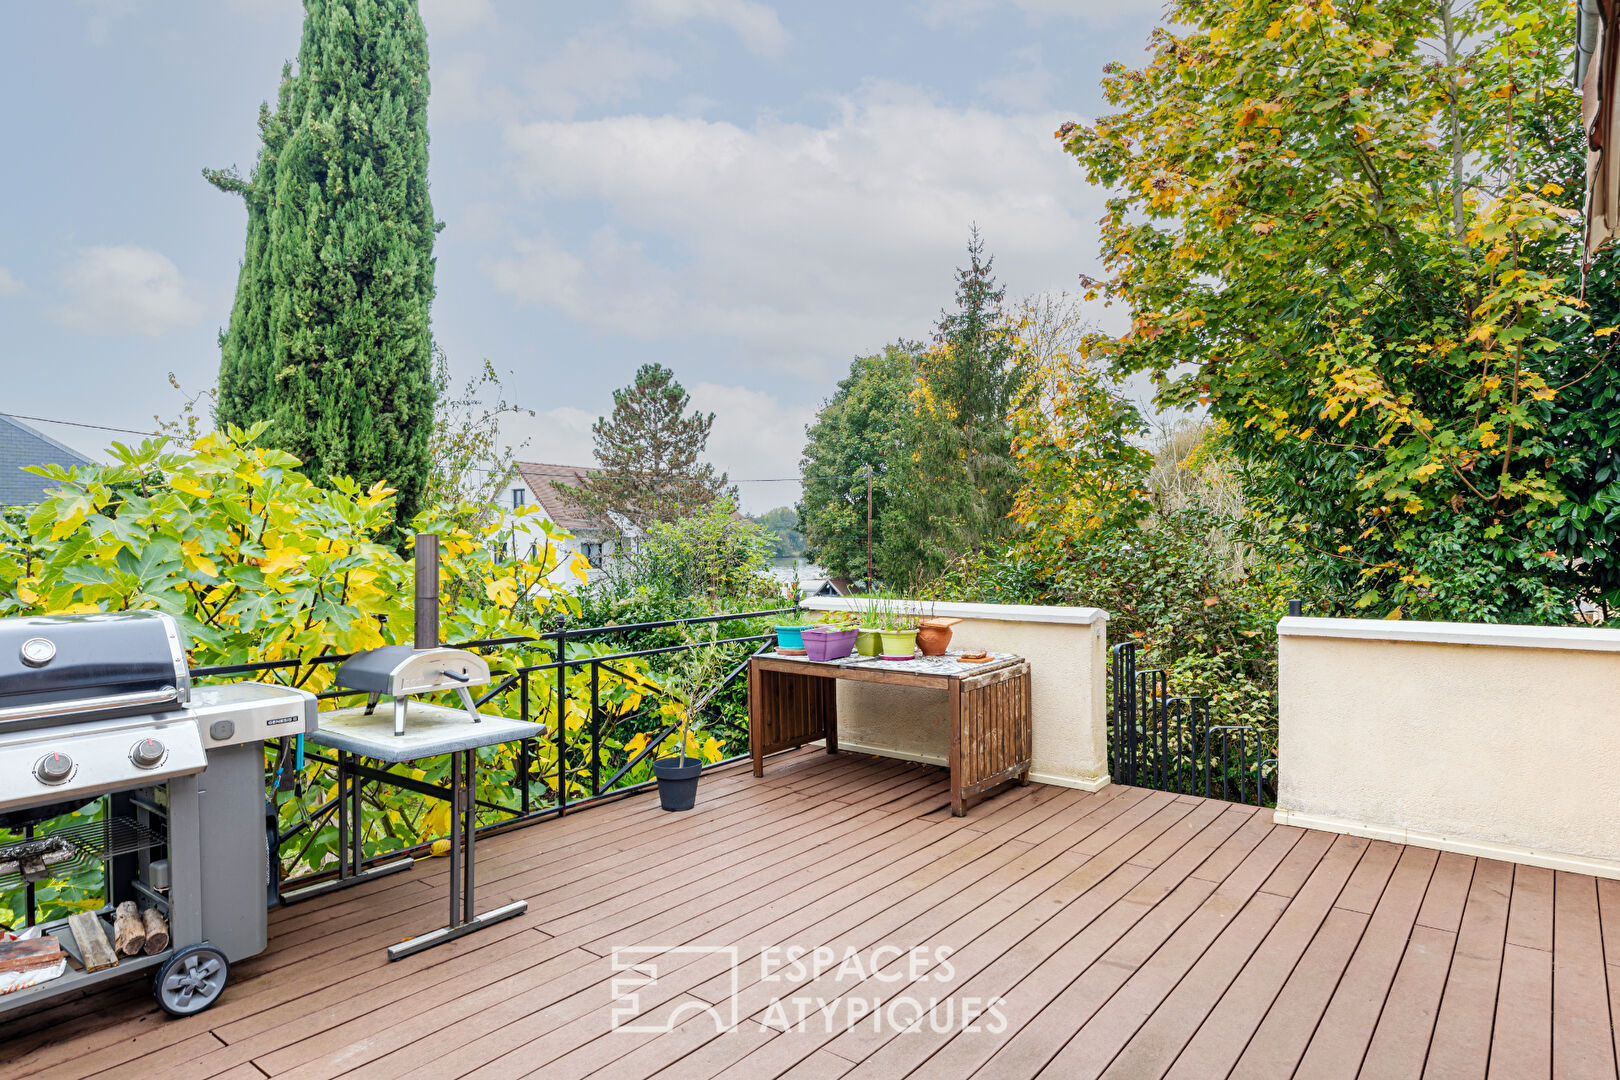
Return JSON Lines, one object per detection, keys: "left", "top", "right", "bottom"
{"left": 504, "top": 462, "right": 629, "bottom": 585}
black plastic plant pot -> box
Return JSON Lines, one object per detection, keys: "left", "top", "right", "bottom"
{"left": 653, "top": 755, "right": 703, "bottom": 811}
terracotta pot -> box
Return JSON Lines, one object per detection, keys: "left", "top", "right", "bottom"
{"left": 916, "top": 617, "right": 962, "bottom": 656}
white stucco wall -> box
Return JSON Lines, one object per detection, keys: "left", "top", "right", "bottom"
{"left": 798, "top": 598, "right": 1111, "bottom": 791}
{"left": 1275, "top": 616, "right": 1620, "bottom": 879}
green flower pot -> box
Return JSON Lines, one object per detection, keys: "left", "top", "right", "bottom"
{"left": 854, "top": 628, "right": 881, "bottom": 656}
{"left": 878, "top": 629, "right": 918, "bottom": 658}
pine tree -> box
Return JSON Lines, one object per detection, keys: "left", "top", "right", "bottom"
{"left": 883, "top": 229, "right": 1025, "bottom": 581}
{"left": 207, "top": 0, "right": 438, "bottom": 525}
{"left": 575, "top": 364, "right": 732, "bottom": 529}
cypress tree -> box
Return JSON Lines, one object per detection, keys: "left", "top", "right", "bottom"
{"left": 207, "top": 0, "right": 438, "bottom": 525}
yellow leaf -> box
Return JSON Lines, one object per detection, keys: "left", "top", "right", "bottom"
{"left": 424, "top": 801, "right": 452, "bottom": 838}
{"left": 1478, "top": 427, "right": 1499, "bottom": 448}
{"left": 169, "top": 475, "right": 212, "bottom": 499}
{"left": 484, "top": 576, "right": 518, "bottom": 608}
{"left": 1383, "top": 606, "right": 1403, "bottom": 620}
{"left": 261, "top": 546, "right": 306, "bottom": 575}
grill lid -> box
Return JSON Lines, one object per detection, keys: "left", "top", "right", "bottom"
{"left": 0, "top": 612, "right": 190, "bottom": 729}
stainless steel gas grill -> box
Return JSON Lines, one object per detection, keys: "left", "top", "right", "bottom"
{"left": 0, "top": 611, "right": 316, "bottom": 1018}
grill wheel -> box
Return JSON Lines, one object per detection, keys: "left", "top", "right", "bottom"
{"left": 153, "top": 943, "right": 229, "bottom": 1016}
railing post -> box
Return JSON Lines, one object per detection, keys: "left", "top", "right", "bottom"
{"left": 555, "top": 620, "right": 568, "bottom": 816}
{"left": 519, "top": 670, "right": 531, "bottom": 814}
{"left": 1288, "top": 598, "right": 1303, "bottom": 617}
{"left": 589, "top": 660, "right": 601, "bottom": 798}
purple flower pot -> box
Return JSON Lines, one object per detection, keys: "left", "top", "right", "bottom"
{"left": 803, "top": 626, "right": 858, "bottom": 662}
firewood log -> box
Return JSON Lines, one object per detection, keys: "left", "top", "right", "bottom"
{"left": 66, "top": 912, "right": 116, "bottom": 972}
{"left": 113, "top": 901, "right": 145, "bottom": 956}
{"left": 141, "top": 907, "right": 169, "bottom": 954}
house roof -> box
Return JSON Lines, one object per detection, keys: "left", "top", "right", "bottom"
{"left": 0, "top": 413, "right": 93, "bottom": 507}
{"left": 513, "top": 461, "right": 605, "bottom": 533}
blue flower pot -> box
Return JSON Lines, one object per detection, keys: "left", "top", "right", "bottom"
{"left": 774, "top": 625, "right": 807, "bottom": 650}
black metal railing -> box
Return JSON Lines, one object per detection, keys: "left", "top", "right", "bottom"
{"left": 1109, "top": 641, "right": 1275, "bottom": 806}
{"left": 194, "top": 605, "right": 798, "bottom": 892}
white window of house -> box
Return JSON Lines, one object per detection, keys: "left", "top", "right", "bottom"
{"left": 581, "top": 542, "right": 604, "bottom": 569}
{"left": 512, "top": 487, "right": 526, "bottom": 509}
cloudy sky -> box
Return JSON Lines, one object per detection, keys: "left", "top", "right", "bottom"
{"left": 2, "top": 0, "right": 1166, "bottom": 512}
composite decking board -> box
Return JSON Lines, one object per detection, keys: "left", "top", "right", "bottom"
{"left": 5, "top": 758, "right": 1619, "bottom": 1080}
{"left": 1041, "top": 832, "right": 1303, "bottom": 1080}
{"left": 1095, "top": 830, "right": 1341, "bottom": 1080}
{"left": 1292, "top": 843, "right": 1441, "bottom": 1080}
{"left": 314, "top": 789, "right": 965, "bottom": 1080}
{"left": 1507, "top": 863, "right": 1556, "bottom": 952}
{"left": 514, "top": 811, "right": 1102, "bottom": 1080}
{"left": 841, "top": 809, "right": 1275, "bottom": 1080}
{"left": 1415, "top": 852, "right": 1478, "bottom": 934}
{"left": 1552, "top": 872, "right": 1620, "bottom": 1080}
{"left": 430, "top": 782, "right": 1149, "bottom": 1080}
{"left": 1598, "top": 878, "right": 1620, "bottom": 962}
{"left": 1423, "top": 858, "right": 1514, "bottom": 1080}
{"left": 267, "top": 753, "right": 810, "bottom": 932}
{"left": 339, "top": 781, "right": 981, "bottom": 1080}
{"left": 964, "top": 825, "right": 1298, "bottom": 1080}
{"left": 828, "top": 803, "right": 1248, "bottom": 1080}
{"left": 1490, "top": 943, "right": 1553, "bottom": 1080}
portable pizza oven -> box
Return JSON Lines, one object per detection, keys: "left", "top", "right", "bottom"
{"left": 332, "top": 535, "right": 490, "bottom": 736}
{"left": 0, "top": 610, "right": 316, "bottom": 1018}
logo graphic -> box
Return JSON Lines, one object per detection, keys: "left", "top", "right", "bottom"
{"left": 610, "top": 945, "right": 741, "bottom": 1033}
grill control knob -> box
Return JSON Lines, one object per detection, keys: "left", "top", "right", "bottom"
{"left": 35, "top": 752, "right": 72, "bottom": 784}
{"left": 130, "top": 738, "right": 166, "bottom": 768}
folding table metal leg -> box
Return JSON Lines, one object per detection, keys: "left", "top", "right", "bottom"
{"left": 387, "top": 749, "right": 526, "bottom": 961}
{"left": 280, "top": 750, "right": 412, "bottom": 905}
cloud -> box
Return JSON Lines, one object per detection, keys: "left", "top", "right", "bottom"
{"left": 978, "top": 45, "right": 1057, "bottom": 111}
{"left": 689, "top": 382, "right": 815, "bottom": 512}
{"left": 502, "top": 405, "right": 598, "bottom": 469}
{"left": 419, "top": 0, "right": 495, "bottom": 36}
{"left": 0, "top": 268, "right": 21, "bottom": 296}
{"left": 51, "top": 245, "right": 203, "bottom": 338}
{"left": 629, "top": 0, "right": 789, "bottom": 57}
{"left": 492, "top": 85, "right": 1106, "bottom": 375}
{"left": 918, "top": 0, "right": 1163, "bottom": 29}
{"left": 523, "top": 27, "right": 677, "bottom": 119}
{"left": 74, "top": 0, "right": 136, "bottom": 44}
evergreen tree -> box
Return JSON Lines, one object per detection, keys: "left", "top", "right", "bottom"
{"left": 208, "top": 0, "right": 438, "bottom": 525}
{"left": 883, "top": 230, "right": 1025, "bottom": 581}
{"left": 575, "top": 364, "right": 732, "bottom": 529}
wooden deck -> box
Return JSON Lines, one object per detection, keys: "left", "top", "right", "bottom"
{"left": 5, "top": 748, "right": 1619, "bottom": 1080}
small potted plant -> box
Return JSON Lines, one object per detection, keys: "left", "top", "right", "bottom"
{"left": 772, "top": 615, "right": 816, "bottom": 654}
{"left": 652, "top": 632, "right": 724, "bottom": 811}
{"left": 803, "top": 623, "right": 858, "bottom": 661}
{"left": 869, "top": 598, "right": 920, "bottom": 659}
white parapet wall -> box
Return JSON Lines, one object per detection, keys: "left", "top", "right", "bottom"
{"left": 1275, "top": 616, "right": 1620, "bottom": 879}
{"left": 797, "top": 598, "right": 1111, "bottom": 791}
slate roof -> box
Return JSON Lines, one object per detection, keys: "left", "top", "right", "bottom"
{"left": 0, "top": 414, "right": 92, "bottom": 506}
